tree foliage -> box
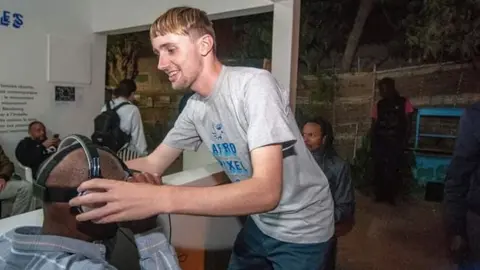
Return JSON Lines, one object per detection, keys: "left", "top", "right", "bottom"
{"left": 403, "top": 0, "right": 479, "bottom": 61}
{"left": 227, "top": 0, "right": 355, "bottom": 74}
{"left": 226, "top": 0, "right": 479, "bottom": 73}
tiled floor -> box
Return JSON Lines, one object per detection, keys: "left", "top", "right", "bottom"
{"left": 337, "top": 192, "right": 455, "bottom": 270}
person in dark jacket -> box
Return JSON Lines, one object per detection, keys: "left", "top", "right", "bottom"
{"left": 371, "top": 77, "right": 414, "bottom": 205}
{"left": 445, "top": 101, "right": 480, "bottom": 269}
{"left": 303, "top": 117, "right": 355, "bottom": 270}
{"left": 15, "top": 121, "right": 60, "bottom": 176}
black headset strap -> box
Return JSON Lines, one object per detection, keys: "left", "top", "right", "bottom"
{"left": 33, "top": 134, "right": 131, "bottom": 203}
{"left": 97, "top": 145, "right": 133, "bottom": 178}
{"left": 36, "top": 143, "right": 83, "bottom": 186}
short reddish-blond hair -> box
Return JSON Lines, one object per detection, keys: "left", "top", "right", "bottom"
{"left": 150, "top": 6, "right": 216, "bottom": 44}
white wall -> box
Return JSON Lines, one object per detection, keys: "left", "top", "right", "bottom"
{"left": 90, "top": 0, "right": 273, "bottom": 33}
{"left": 0, "top": 0, "right": 105, "bottom": 163}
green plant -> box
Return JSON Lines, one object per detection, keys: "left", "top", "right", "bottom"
{"left": 295, "top": 70, "right": 338, "bottom": 125}
{"left": 350, "top": 133, "right": 374, "bottom": 195}
{"left": 311, "top": 70, "right": 338, "bottom": 102}
{"left": 350, "top": 133, "right": 420, "bottom": 198}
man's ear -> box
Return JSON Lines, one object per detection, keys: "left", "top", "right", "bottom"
{"left": 322, "top": 135, "right": 328, "bottom": 145}
{"left": 197, "top": 34, "right": 214, "bottom": 56}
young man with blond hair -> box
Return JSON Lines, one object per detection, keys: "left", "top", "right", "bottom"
{"left": 70, "top": 6, "right": 334, "bottom": 269}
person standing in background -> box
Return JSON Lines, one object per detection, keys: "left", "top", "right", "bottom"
{"left": 15, "top": 121, "right": 60, "bottom": 176}
{"left": 303, "top": 117, "right": 355, "bottom": 270}
{"left": 371, "top": 77, "right": 414, "bottom": 205}
{"left": 102, "top": 79, "right": 148, "bottom": 156}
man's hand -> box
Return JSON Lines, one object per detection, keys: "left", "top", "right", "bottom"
{"left": 128, "top": 171, "right": 162, "bottom": 185}
{"left": 42, "top": 139, "right": 58, "bottom": 148}
{"left": 121, "top": 172, "right": 162, "bottom": 234}
{"left": 69, "top": 173, "right": 165, "bottom": 223}
{"left": 0, "top": 178, "right": 6, "bottom": 192}
{"left": 52, "top": 137, "right": 60, "bottom": 147}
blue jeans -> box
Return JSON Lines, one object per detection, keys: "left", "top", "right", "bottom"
{"left": 228, "top": 217, "right": 332, "bottom": 270}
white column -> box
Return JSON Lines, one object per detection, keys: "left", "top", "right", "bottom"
{"left": 270, "top": 0, "right": 301, "bottom": 112}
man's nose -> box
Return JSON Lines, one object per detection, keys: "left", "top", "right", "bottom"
{"left": 157, "top": 55, "right": 169, "bottom": 71}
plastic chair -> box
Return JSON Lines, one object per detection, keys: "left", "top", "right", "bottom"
{"left": 16, "top": 163, "right": 39, "bottom": 211}
{"left": 16, "top": 163, "right": 34, "bottom": 183}
{"left": 117, "top": 148, "right": 143, "bottom": 162}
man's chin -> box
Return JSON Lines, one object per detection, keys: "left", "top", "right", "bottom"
{"left": 171, "top": 83, "right": 188, "bottom": 91}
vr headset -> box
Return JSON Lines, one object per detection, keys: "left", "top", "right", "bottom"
{"left": 33, "top": 134, "right": 132, "bottom": 213}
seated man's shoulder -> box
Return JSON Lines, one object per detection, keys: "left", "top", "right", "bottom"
{"left": 17, "top": 137, "right": 32, "bottom": 145}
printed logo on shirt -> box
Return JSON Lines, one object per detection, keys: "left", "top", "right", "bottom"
{"left": 211, "top": 123, "right": 224, "bottom": 141}
{"left": 210, "top": 123, "right": 250, "bottom": 179}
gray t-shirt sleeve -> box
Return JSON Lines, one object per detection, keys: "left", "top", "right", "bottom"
{"left": 162, "top": 99, "right": 202, "bottom": 151}
{"left": 244, "top": 71, "right": 297, "bottom": 151}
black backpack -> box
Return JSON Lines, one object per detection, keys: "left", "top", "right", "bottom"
{"left": 91, "top": 101, "right": 131, "bottom": 152}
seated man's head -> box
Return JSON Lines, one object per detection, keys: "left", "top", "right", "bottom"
{"left": 302, "top": 117, "right": 334, "bottom": 152}
{"left": 41, "top": 147, "right": 127, "bottom": 242}
{"left": 29, "top": 121, "right": 46, "bottom": 141}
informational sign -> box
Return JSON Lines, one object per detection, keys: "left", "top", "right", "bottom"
{"left": 0, "top": 83, "right": 38, "bottom": 134}
{"left": 0, "top": 9, "right": 24, "bottom": 29}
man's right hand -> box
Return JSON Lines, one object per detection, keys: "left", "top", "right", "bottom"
{"left": 42, "top": 138, "right": 58, "bottom": 148}
{"left": 450, "top": 235, "right": 469, "bottom": 264}
{"left": 121, "top": 172, "right": 162, "bottom": 234}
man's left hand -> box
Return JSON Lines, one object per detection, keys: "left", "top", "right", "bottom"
{"left": 0, "top": 178, "right": 6, "bottom": 192}
{"left": 69, "top": 173, "right": 166, "bottom": 224}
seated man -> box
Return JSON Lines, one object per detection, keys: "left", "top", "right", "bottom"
{"left": 15, "top": 121, "right": 60, "bottom": 176}
{"left": 0, "top": 144, "right": 33, "bottom": 216}
{"left": 302, "top": 117, "right": 355, "bottom": 270}
{"left": 0, "top": 145, "right": 180, "bottom": 269}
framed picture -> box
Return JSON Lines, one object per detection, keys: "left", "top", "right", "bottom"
{"left": 55, "top": 86, "right": 75, "bottom": 101}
